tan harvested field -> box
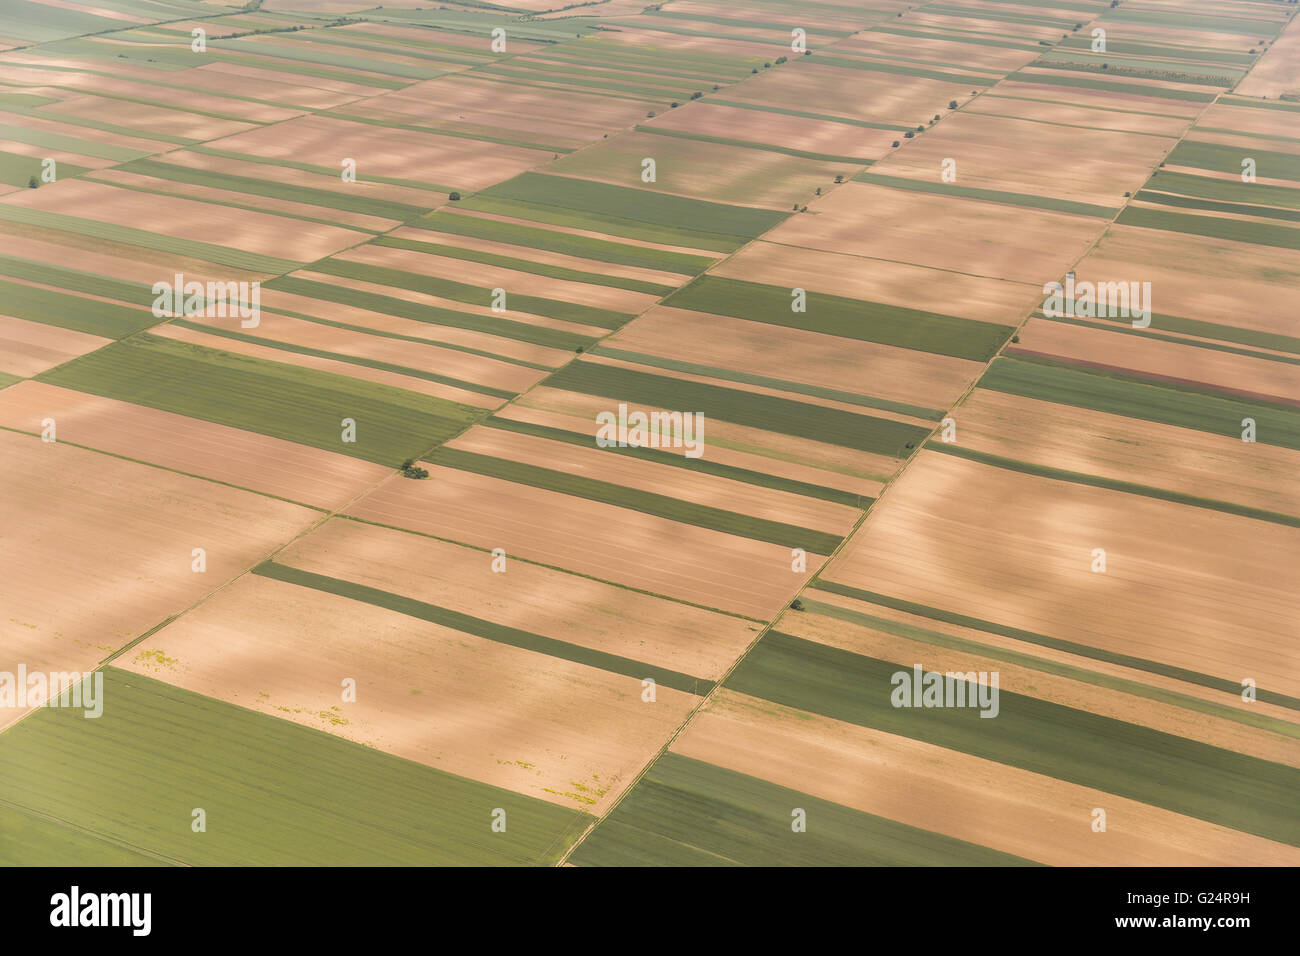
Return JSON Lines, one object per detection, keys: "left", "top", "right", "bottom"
{"left": 825, "top": 450, "right": 1300, "bottom": 698}
{"left": 496, "top": 402, "right": 884, "bottom": 501}
{"left": 205, "top": 114, "right": 554, "bottom": 191}
{"left": 52, "top": 89, "right": 289, "bottom": 134}
{"left": 989, "top": 79, "right": 1206, "bottom": 119}
{"left": 344, "top": 464, "right": 822, "bottom": 619}
{"left": 156, "top": 147, "right": 442, "bottom": 209}
{"left": 0, "top": 381, "right": 391, "bottom": 509}
{"left": 0, "top": 430, "right": 317, "bottom": 729}
{"left": 186, "top": 62, "right": 372, "bottom": 110}
{"left": 716, "top": 241, "right": 1042, "bottom": 325}
{"left": 1074, "top": 225, "right": 1300, "bottom": 337}
{"left": 952, "top": 388, "right": 1300, "bottom": 519}
{"left": 0, "top": 317, "right": 109, "bottom": 377}
{"left": 833, "top": 31, "right": 1039, "bottom": 74}
{"left": 88, "top": 168, "right": 400, "bottom": 234}
{"left": 685, "top": 63, "right": 976, "bottom": 128}
{"left": 277, "top": 516, "right": 761, "bottom": 681}
{"left": 546, "top": 133, "right": 864, "bottom": 209}
{"left": 122, "top": 572, "right": 696, "bottom": 815}
{"left": 870, "top": 111, "right": 1176, "bottom": 207}
{"left": 516, "top": 384, "right": 904, "bottom": 484}
{"left": 350, "top": 74, "right": 651, "bottom": 149}
{"left": 1196, "top": 101, "right": 1300, "bottom": 139}
{"left": 1011, "top": 317, "right": 1300, "bottom": 405}
{"left": 966, "top": 94, "right": 1194, "bottom": 137}
{"left": 1236, "top": 17, "right": 1300, "bottom": 99}
{"left": 149, "top": 323, "right": 504, "bottom": 410}
{"left": 2, "top": 179, "right": 365, "bottom": 262}
{"left": 338, "top": 242, "right": 659, "bottom": 315}
{"left": 0, "top": 224, "right": 269, "bottom": 288}
{"left": 609, "top": 305, "right": 982, "bottom": 410}
{"left": 645, "top": 102, "right": 894, "bottom": 161}
{"left": 780, "top": 602, "right": 1300, "bottom": 769}
{"left": 763, "top": 181, "right": 1102, "bottom": 283}
{"left": 445, "top": 425, "right": 862, "bottom": 537}
{"left": 674, "top": 690, "right": 1300, "bottom": 866}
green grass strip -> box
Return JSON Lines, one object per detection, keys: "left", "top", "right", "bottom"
{"left": 427, "top": 446, "right": 844, "bottom": 554}
{"left": 980, "top": 356, "right": 1300, "bottom": 450}
{"left": 727, "top": 633, "right": 1300, "bottom": 845}
{"left": 571, "top": 752, "right": 1037, "bottom": 866}
{"left": 1006, "top": 70, "right": 1217, "bottom": 102}
{"left": 0, "top": 668, "right": 589, "bottom": 865}
{"left": 372, "top": 234, "right": 676, "bottom": 296}
{"left": 592, "top": 344, "right": 945, "bottom": 419}
{"left": 482, "top": 417, "right": 868, "bottom": 508}
{"left": 664, "top": 275, "right": 1013, "bottom": 363}
{"left": 800, "top": 599, "right": 1300, "bottom": 739}
{"left": 169, "top": 319, "right": 516, "bottom": 399}
{"left": 309, "top": 258, "right": 632, "bottom": 330}
{"left": 1117, "top": 204, "right": 1300, "bottom": 250}
{"left": 544, "top": 360, "right": 930, "bottom": 457}
{"left": 255, "top": 561, "right": 712, "bottom": 695}
{"left": 926, "top": 440, "right": 1300, "bottom": 526}
{"left": 854, "top": 171, "right": 1119, "bottom": 218}
{"left": 1168, "top": 139, "right": 1300, "bottom": 182}
{"left": 1136, "top": 190, "right": 1300, "bottom": 223}
{"left": 413, "top": 210, "right": 714, "bottom": 275}
{"left": 809, "top": 580, "right": 1300, "bottom": 711}
{"left": 116, "top": 158, "right": 429, "bottom": 221}
{"left": 633, "top": 124, "right": 872, "bottom": 165}
{"left": 263, "top": 276, "right": 593, "bottom": 351}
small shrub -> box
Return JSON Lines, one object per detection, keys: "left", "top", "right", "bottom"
{"left": 669, "top": 101, "right": 679, "bottom": 108}
{"left": 893, "top": 139, "right": 902, "bottom": 146}
{"left": 1011, "top": 335, "right": 1020, "bottom": 344}
{"left": 834, "top": 174, "right": 844, "bottom": 183}
{"left": 690, "top": 91, "right": 702, "bottom": 99}
{"left": 647, "top": 111, "right": 656, "bottom": 118}
{"left": 904, "top": 131, "right": 914, "bottom": 139}
{"left": 948, "top": 100, "right": 958, "bottom": 109}
{"left": 448, "top": 191, "right": 461, "bottom": 201}
{"left": 763, "top": 61, "right": 771, "bottom": 68}
{"left": 28, "top": 175, "right": 38, "bottom": 189}
{"left": 790, "top": 599, "right": 805, "bottom": 611}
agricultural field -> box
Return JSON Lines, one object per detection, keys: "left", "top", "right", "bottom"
{"left": 0, "top": 0, "right": 1296, "bottom": 879}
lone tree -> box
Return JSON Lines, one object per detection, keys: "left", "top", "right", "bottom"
{"left": 448, "top": 191, "right": 461, "bottom": 201}
{"left": 834, "top": 173, "right": 844, "bottom": 183}
{"left": 790, "top": 599, "right": 805, "bottom": 611}
{"left": 949, "top": 99, "right": 958, "bottom": 109}
{"left": 27, "top": 175, "right": 38, "bottom": 189}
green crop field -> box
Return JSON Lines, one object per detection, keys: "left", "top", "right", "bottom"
{"left": 0, "top": 669, "right": 590, "bottom": 865}
{"left": 37, "top": 333, "right": 482, "bottom": 466}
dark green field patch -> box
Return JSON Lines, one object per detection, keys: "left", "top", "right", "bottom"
{"left": 569, "top": 752, "right": 1037, "bottom": 866}
{"left": 979, "top": 356, "right": 1300, "bottom": 450}
{"left": 427, "top": 446, "right": 845, "bottom": 554}
{"left": 543, "top": 360, "right": 931, "bottom": 457}
{"left": 0, "top": 668, "right": 589, "bottom": 865}
{"left": 1166, "top": 141, "right": 1300, "bottom": 183}
{"left": 37, "top": 333, "right": 480, "bottom": 466}
{"left": 0, "top": 278, "right": 155, "bottom": 338}
{"left": 664, "top": 275, "right": 1013, "bottom": 363}
{"left": 1117, "top": 205, "right": 1300, "bottom": 249}
{"left": 479, "top": 172, "right": 787, "bottom": 240}
{"left": 0, "top": 151, "right": 89, "bottom": 188}
{"left": 255, "top": 561, "right": 711, "bottom": 696}
{"left": 726, "top": 633, "right": 1300, "bottom": 845}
